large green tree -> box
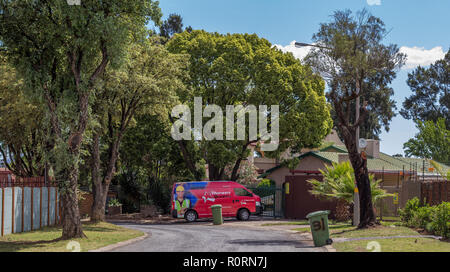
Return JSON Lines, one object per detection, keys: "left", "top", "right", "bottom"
{"left": 0, "top": 0, "right": 161, "bottom": 239}
{"left": 167, "top": 30, "right": 333, "bottom": 181}
{"left": 305, "top": 9, "right": 406, "bottom": 227}
{"left": 401, "top": 49, "right": 449, "bottom": 127}
{"left": 88, "top": 38, "right": 187, "bottom": 222}
{"left": 329, "top": 77, "right": 397, "bottom": 140}
{"left": 403, "top": 118, "right": 450, "bottom": 163}
{"left": 0, "top": 55, "right": 48, "bottom": 177}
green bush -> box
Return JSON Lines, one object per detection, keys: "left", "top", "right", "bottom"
{"left": 147, "top": 177, "right": 172, "bottom": 214}
{"left": 108, "top": 198, "right": 122, "bottom": 207}
{"left": 398, "top": 197, "right": 421, "bottom": 223}
{"left": 409, "top": 206, "right": 435, "bottom": 229}
{"left": 257, "top": 179, "right": 275, "bottom": 188}
{"left": 400, "top": 198, "right": 450, "bottom": 238}
{"left": 430, "top": 202, "right": 450, "bottom": 239}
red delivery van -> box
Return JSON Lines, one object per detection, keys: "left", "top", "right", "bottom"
{"left": 171, "top": 181, "right": 262, "bottom": 222}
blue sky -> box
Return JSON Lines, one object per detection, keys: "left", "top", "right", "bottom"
{"left": 156, "top": 0, "right": 450, "bottom": 156}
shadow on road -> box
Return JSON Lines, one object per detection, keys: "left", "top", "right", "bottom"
{"left": 228, "top": 239, "right": 316, "bottom": 248}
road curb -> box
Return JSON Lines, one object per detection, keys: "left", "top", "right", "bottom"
{"left": 324, "top": 245, "right": 337, "bottom": 252}
{"left": 298, "top": 232, "right": 336, "bottom": 252}
{"left": 88, "top": 232, "right": 149, "bottom": 252}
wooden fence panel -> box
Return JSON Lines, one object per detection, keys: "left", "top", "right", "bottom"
{"left": 420, "top": 180, "right": 449, "bottom": 206}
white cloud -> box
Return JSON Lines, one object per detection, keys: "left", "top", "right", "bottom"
{"left": 273, "top": 41, "right": 312, "bottom": 61}
{"left": 399, "top": 46, "right": 446, "bottom": 69}
{"left": 367, "top": 0, "right": 381, "bottom": 6}
{"left": 275, "top": 41, "right": 446, "bottom": 71}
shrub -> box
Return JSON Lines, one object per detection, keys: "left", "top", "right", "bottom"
{"left": 400, "top": 198, "right": 450, "bottom": 238}
{"left": 308, "top": 161, "right": 392, "bottom": 204}
{"left": 430, "top": 202, "right": 450, "bottom": 239}
{"left": 399, "top": 197, "right": 421, "bottom": 224}
{"left": 108, "top": 198, "right": 122, "bottom": 207}
{"left": 147, "top": 177, "right": 172, "bottom": 214}
{"left": 409, "top": 206, "right": 435, "bottom": 229}
{"left": 257, "top": 179, "right": 275, "bottom": 188}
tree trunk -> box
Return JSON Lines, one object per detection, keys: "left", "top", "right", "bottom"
{"left": 208, "top": 163, "right": 223, "bottom": 181}
{"left": 339, "top": 124, "right": 377, "bottom": 228}
{"left": 90, "top": 132, "right": 106, "bottom": 222}
{"left": 335, "top": 199, "right": 351, "bottom": 222}
{"left": 91, "top": 183, "right": 108, "bottom": 222}
{"left": 60, "top": 167, "right": 85, "bottom": 239}
{"left": 90, "top": 132, "right": 121, "bottom": 222}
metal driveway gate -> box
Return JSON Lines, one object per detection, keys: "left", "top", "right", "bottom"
{"left": 248, "top": 186, "right": 283, "bottom": 218}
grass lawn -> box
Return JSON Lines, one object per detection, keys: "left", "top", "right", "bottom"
{"left": 0, "top": 221, "right": 143, "bottom": 252}
{"left": 334, "top": 238, "right": 450, "bottom": 252}
{"left": 261, "top": 220, "right": 309, "bottom": 226}
{"left": 291, "top": 222, "right": 356, "bottom": 235}
{"left": 261, "top": 219, "right": 349, "bottom": 227}
{"left": 291, "top": 220, "right": 450, "bottom": 252}
{"left": 377, "top": 216, "right": 400, "bottom": 222}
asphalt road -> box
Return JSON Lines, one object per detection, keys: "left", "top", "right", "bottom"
{"left": 110, "top": 221, "right": 326, "bottom": 252}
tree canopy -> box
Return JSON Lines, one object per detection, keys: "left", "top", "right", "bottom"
{"left": 0, "top": 55, "right": 47, "bottom": 177}
{"left": 0, "top": 0, "right": 162, "bottom": 239}
{"left": 167, "top": 30, "right": 333, "bottom": 181}
{"left": 87, "top": 37, "right": 188, "bottom": 221}
{"left": 403, "top": 118, "right": 450, "bottom": 163}
{"left": 401, "top": 49, "right": 449, "bottom": 127}
{"left": 305, "top": 9, "right": 405, "bottom": 227}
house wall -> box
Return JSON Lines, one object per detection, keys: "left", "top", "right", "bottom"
{"left": 253, "top": 157, "right": 278, "bottom": 173}
{"left": 266, "top": 156, "right": 330, "bottom": 217}
{"left": 267, "top": 156, "right": 329, "bottom": 188}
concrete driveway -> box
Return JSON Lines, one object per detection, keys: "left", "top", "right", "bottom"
{"left": 110, "top": 220, "right": 326, "bottom": 252}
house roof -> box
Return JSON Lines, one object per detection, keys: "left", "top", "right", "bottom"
{"left": 259, "top": 145, "right": 450, "bottom": 178}
{"left": 319, "top": 145, "right": 347, "bottom": 153}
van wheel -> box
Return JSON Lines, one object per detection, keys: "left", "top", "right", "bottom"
{"left": 237, "top": 209, "right": 250, "bottom": 221}
{"left": 185, "top": 210, "right": 197, "bottom": 222}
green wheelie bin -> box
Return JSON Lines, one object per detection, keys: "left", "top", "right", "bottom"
{"left": 211, "top": 204, "right": 223, "bottom": 225}
{"left": 306, "top": 210, "right": 333, "bottom": 247}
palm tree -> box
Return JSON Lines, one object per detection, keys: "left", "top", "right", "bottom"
{"left": 308, "top": 162, "right": 392, "bottom": 221}
{"left": 430, "top": 160, "right": 450, "bottom": 180}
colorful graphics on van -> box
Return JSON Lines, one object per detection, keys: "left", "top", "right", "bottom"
{"left": 173, "top": 181, "right": 235, "bottom": 218}
{"left": 173, "top": 182, "right": 207, "bottom": 218}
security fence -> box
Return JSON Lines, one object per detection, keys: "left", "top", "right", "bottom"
{"left": 421, "top": 179, "right": 450, "bottom": 206}
{"left": 248, "top": 186, "right": 283, "bottom": 218}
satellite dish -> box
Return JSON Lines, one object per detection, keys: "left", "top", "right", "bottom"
{"left": 359, "top": 138, "right": 367, "bottom": 149}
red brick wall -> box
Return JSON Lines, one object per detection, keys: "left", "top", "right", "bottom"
{"left": 78, "top": 191, "right": 118, "bottom": 217}
{"left": 79, "top": 192, "right": 94, "bottom": 217}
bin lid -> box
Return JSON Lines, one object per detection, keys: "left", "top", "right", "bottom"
{"left": 306, "top": 210, "right": 330, "bottom": 219}
{"left": 210, "top": 204, "right": 222, "bottom": 208}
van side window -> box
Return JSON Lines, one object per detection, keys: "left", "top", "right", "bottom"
{"left": 234, "top": 188, "right": 252, "bottom": 197}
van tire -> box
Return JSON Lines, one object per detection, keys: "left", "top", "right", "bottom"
{"left": 237, "top": 208, "right": 250, "bottom": 221}
{"left": 185, "top": 210, "right": 197, "bottom": 223}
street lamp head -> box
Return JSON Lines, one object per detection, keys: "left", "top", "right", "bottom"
{"left": 294, "top": 41, "right": 332, "bottom": 50}
{"left": 294, "top": 42, "right": 313, "bottom": 48}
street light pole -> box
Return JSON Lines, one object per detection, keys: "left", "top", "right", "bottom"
{"left": 295, "top": 41, "right": 360, "bottom": 226}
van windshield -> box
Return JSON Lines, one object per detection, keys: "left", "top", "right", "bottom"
{"left": 234, "top": 188, "right": 253, "bottom": 197}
